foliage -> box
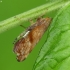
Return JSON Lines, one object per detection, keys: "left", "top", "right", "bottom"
{"left": 33, "top": 1, "right": 70, "bottom": 70}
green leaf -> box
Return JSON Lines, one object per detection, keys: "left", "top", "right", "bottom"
{"left": 33, "top": 1, "right": 70, "bottom": 70}
{"left": 0, "top": 0, "right": 69, "bottom": 34}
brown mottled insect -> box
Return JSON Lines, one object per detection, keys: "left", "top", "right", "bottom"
{"left": 13, "top": 17, "right": 51, "bottom": 62}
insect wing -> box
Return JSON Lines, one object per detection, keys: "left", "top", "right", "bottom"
{"left": 13, "top": 17, "right": 51, "bottom": 62}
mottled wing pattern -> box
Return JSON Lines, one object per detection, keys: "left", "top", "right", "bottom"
{"left": 13, "top": 17, "right": 51, "bottom": 62}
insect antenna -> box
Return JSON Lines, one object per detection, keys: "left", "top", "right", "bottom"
{"left": 20, "top": 25, "right": 27, "bottom": 29}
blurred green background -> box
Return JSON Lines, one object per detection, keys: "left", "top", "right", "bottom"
{"left": 0, "top": 0, "right": 57, "bottom": 70}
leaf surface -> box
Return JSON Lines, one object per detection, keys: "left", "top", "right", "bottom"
{"left": 33, "top": 2, "right": 70, "bottom": 70}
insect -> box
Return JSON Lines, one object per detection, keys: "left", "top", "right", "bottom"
{"left": 13, "top": 17, "right": 51, "bottom": 62}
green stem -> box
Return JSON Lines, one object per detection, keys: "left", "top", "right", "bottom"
{"left": 0, "top": 1, "right": 70, "bottom": 34}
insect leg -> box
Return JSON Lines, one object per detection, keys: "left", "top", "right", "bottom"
{"left": 29, "top": 19, "right": 34, "bottom": 25}
{"left": 13, "top": 31, "right": 26, "bottom": 44}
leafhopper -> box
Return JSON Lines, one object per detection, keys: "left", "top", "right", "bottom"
{"left": 13, "top": 17, "right": 51, "bottom": 62}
